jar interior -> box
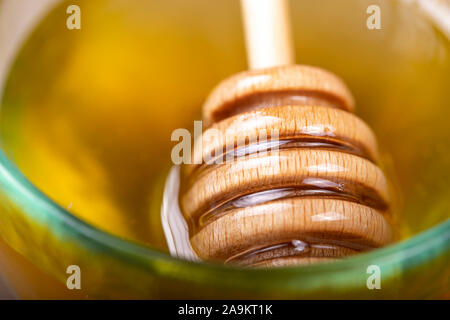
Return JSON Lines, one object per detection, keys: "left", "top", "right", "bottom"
{"left": 1, "top": 0, "right": 449, "bottom": 258}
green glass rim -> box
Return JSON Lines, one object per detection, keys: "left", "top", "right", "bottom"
{"left": 0, "top": 145, "right": 449, "bottom": 287}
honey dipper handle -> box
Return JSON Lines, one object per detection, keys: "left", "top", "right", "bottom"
{"left": 240, "top": 0, "right": 295, "bottom": 69}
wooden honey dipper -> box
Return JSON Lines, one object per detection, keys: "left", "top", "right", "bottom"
{"left": 170, "top": 0, "right": 394, "bottom": 267}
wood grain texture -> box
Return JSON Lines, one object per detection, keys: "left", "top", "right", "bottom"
{"left": 202, "top": 65, "right": 355, "bottom": 126}
{"left": 252, "top": 257, "right": 336, "bottom": 268}
{"left": 191, "top": 198, "right": 393, "bottom": 261}
{"left": 228, "top": 242, "right": 357, "bottom": 266}
{"left": 180, "top": 64, "right": 392, "bottom": 266}
{"left": 187, "top": 105, "right": 379, "bottom": 176}
{"left": 182, "top": 148, "right": 389, "bottom": 221}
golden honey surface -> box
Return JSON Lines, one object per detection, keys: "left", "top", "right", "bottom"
{"left": 1, "top": 0, "right": 449, "bottom": 255}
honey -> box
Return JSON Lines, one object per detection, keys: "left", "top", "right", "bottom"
{"left": 1, "top": 0, "right": 449, "bottom": 262}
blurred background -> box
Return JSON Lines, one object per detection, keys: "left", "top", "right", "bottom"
{"left": 0, "top": 0, "right": 449, "bottom": 299}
